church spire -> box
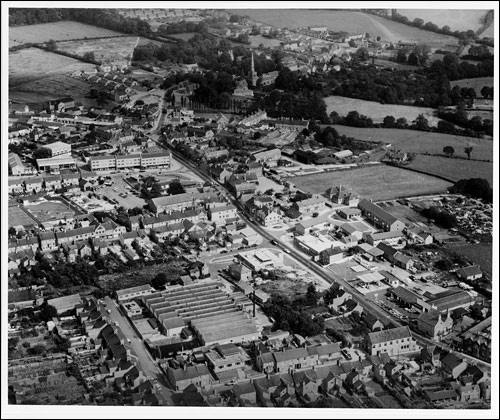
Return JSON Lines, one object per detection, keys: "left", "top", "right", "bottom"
{"left": 250, "top": 52, "right": 258, "bottom": 87}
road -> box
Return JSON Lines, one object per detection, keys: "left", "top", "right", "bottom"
{"left": 103, "top": 296, "right": 176, "bottom": 405}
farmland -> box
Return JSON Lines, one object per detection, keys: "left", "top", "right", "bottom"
{"left": 450, "top": 77, "right": 494, "bottom": 97}
{"left": 329, "top": 126, "right": 494, "bottom": 161}
{"left": 56, "top": 36, "right": 139, "bottom": 65}
{"left": 395, "top": 9, "right": 489, "bottom": 33}
{"left": 9, "top": 21, "right": 125, "bottom": 48}
{"left": 9, "top": 48, "right": 95, "bottom": 86}
{"left": 229, "top": 9, "right": 459, "bottom": 47}
{"left": 406, "top": 155, "right": 493, "bottom": 184}
{"left": 292, "top": 165, "right": 453, "bottom": 201}
{"left": 324, "top": 96, "right": 442, "bottom": 127}
{"left": 167, "top": 32, "right": 196, "bottom": 41}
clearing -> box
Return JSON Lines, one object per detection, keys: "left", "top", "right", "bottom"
{"left": 292, "top": 164, "right": 452, "bottom": 201}
{"left": 450, "top": 77, "right": 494, "bottom": 97}
{"left": 406, "top": 155, "right": 493, "bottom": 184}
{"left": 9, "top": 21, "right": 125, "bottom": 47}
{"left": 9, "top": 48, "right": 95, "bottom": 86}
{"left": 330, "top": 126, "right": 493, "bottom": 161}
{"left": 56, "top": 36, "right": 140, "bottom": 65}
{"left": 166, "top": 32, "right": 196, "bottom": 42}
{"left": 324, "top": 96, "right": 442, "bottom": 127}
{"left": 249, "top": 35, "right": 282, "bottom": 48}
{"left": 395, "top": 9, "right": 489, "bottom": 33}
{"left": 229, "top": 9, "right": 459, "bottom": 47}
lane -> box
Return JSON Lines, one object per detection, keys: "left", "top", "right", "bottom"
{"left": 103, "top": 296, "right": 176, "bottom": 405}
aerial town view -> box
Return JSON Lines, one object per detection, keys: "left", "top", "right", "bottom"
{"left": 3, "top": 3, "right": 498, "bottom": 418}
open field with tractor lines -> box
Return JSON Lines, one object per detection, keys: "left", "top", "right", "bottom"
{"left": 292, "top": 164, "right": 453, "bottom": 201}
{"left": 9, "top": 20, "right": 125, "bottom": 47}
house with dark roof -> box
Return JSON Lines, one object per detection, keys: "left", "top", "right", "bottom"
{"left": 441, "top": 353, "right": 468, "bottom": 379}
{"left": 165, "top": 365, "right": 212, "bottom": 391}
{"left": 456, "top": 265, "right": 482, "bottom": 282}
{"left": 358, "top": 199, "right": 405, "bottom": 232}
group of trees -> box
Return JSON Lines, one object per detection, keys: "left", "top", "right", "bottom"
{"left": 449, "top": 178, "right": 492, "bottom": 203}
{"left": 437, "top": 105, "right": 493, "bottom": 136}
{"left": 262, "top": 293, "right": 325, "bottom": 338}
{"left": 421, "top": 206, "right": 458, "bottom": 229}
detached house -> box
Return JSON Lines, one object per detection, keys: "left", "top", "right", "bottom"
{"left": 417, "top": 310, "right": 453, "bottom": 341}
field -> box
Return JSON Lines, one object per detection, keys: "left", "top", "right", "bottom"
{"left": 56, "top": 36, "right": 139, "bottom": 65}
{"left": 445, "top": 243, "right": 492, "bottom": 275}
{"left": 395, "top": 9, "right": 489, "bottom": 33}
{"left": 10, "top": 75, "right": 100, "bottom": 107}
{"left": 330, "top": 126, "right": 494, "bottom": 161}
{"left": 292, "top": 165, "right": 453, "bottom": 201}
{"left": 24, "top": 200, "right": 76, "bottom": 223}
{"left": 229, "top": 9, "right": 459, "bottom": 47}
{"left": 9, "top": 21, "right": 125, "bottom": 47}
{"left": 450, "top": 77, "right": 494, "bottom": 97}
{"left": 9, "top": 48, "right": 95, "bottom": 86}
{"left": 9, "top": 206, "right": 37, "bottom": 229}
{"left": 407, "top": 155, "right": 494, "bottom": 184}
{"left": 167, "top": 32, "right": 196, "bottom": 41}
{"left": 249, "top": 35, "right": 282, "bottom": 48}
{"left": 324, "top": 96, "right": 442, "bottom": 126}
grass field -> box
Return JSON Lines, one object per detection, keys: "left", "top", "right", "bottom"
{"left": 249, "top": 35, "right": 282, "bottom": 48}
{"left": 450, "top": 77, "right": 494, "bottom": 97}
{"left": 330, "top": 126, "right": 493, "bottom": 161}
{"left": 9, "top": 48, "right": 95, "bottom": 86}
{"left": 9, "top": 206, "right": 37, "bottom": 228}
{"left": 9, "top": 21, "right": 125, "bottom": 47}
{"left": 445, "top": 243, "right": 492, "bottom": 275}
{"left": 56, "top": 36, "right": 138, "bottom": 65}
{"left": 25, "top": 201, "right": 76, "bottom": 223}
{"left": 395, "top": 9, "right": 489, "bottom": 33}
{"left": 407, "top": 155, "right": 493, "bottom": 184}
{"left": 324, "top": 96, "right": 442, "bottom": 126}
{"left": 229, "top": 9, "right": 459, "bottom": 47}
{"left": 292, "top": 165, "right": 453, "bottom": 201}
{"left": 10, "top": 75, "right": 101, "bottom": 107}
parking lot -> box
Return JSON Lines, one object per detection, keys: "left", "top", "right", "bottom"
{"left": 95, "top": 175, "right": 147, "bottom": 209}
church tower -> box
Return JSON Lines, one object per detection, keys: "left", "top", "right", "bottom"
{"left": 250, "top": 52, "right": 258, "bottom": 87}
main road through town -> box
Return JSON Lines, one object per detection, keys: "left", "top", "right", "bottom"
{"left": 150, "top": 102, "right": 491, "bottom": 371}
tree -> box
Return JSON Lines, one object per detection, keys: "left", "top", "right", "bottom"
{"left": 45, "top": 39, "right": 57, "bottom": 51}
{"left": 151, "top": 273, "right": 168, "bottom": 290}
{"left": 168, "top": 179, "right": 185, "bottom": 195}
{"left": 480, "top": 85, "right": 491, "bottom": 99}
{"left": 464, "top": 145, "right": 473, "bottom": 160}
{"left": 413, "top": 18, "right": 424, "bottom": 28}
{"left": 82, "top": 51, "right": 95, "bottom": 62}
{"left": 395, "top": 49, "right": 407, "bottom": 63}
{"left": 348, "top": 39, "right": 357, "bottom": 47}
{"left": 413, "top": 114, "right": 430, "bottom": 131}
{"left": 355, "top": 47, "right": 370, "bottom": 61}
{"left": 33, "top": 147, "right": 52, "bottom": 159}
{"left": 39, "top": 303, "right": 58, "bottom": 322}
{"left": 443, "top": 146, "right": 455, "bottom": 157}
{"left": 305, "top": 283, "right": 319, "bottom": 306}
{"left": 383, "top": 115, "right": 396, "bottom": 128}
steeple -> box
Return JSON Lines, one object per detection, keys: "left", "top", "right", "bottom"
{"left": 250, "top": 52, "right": 258, "bottom": 87}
